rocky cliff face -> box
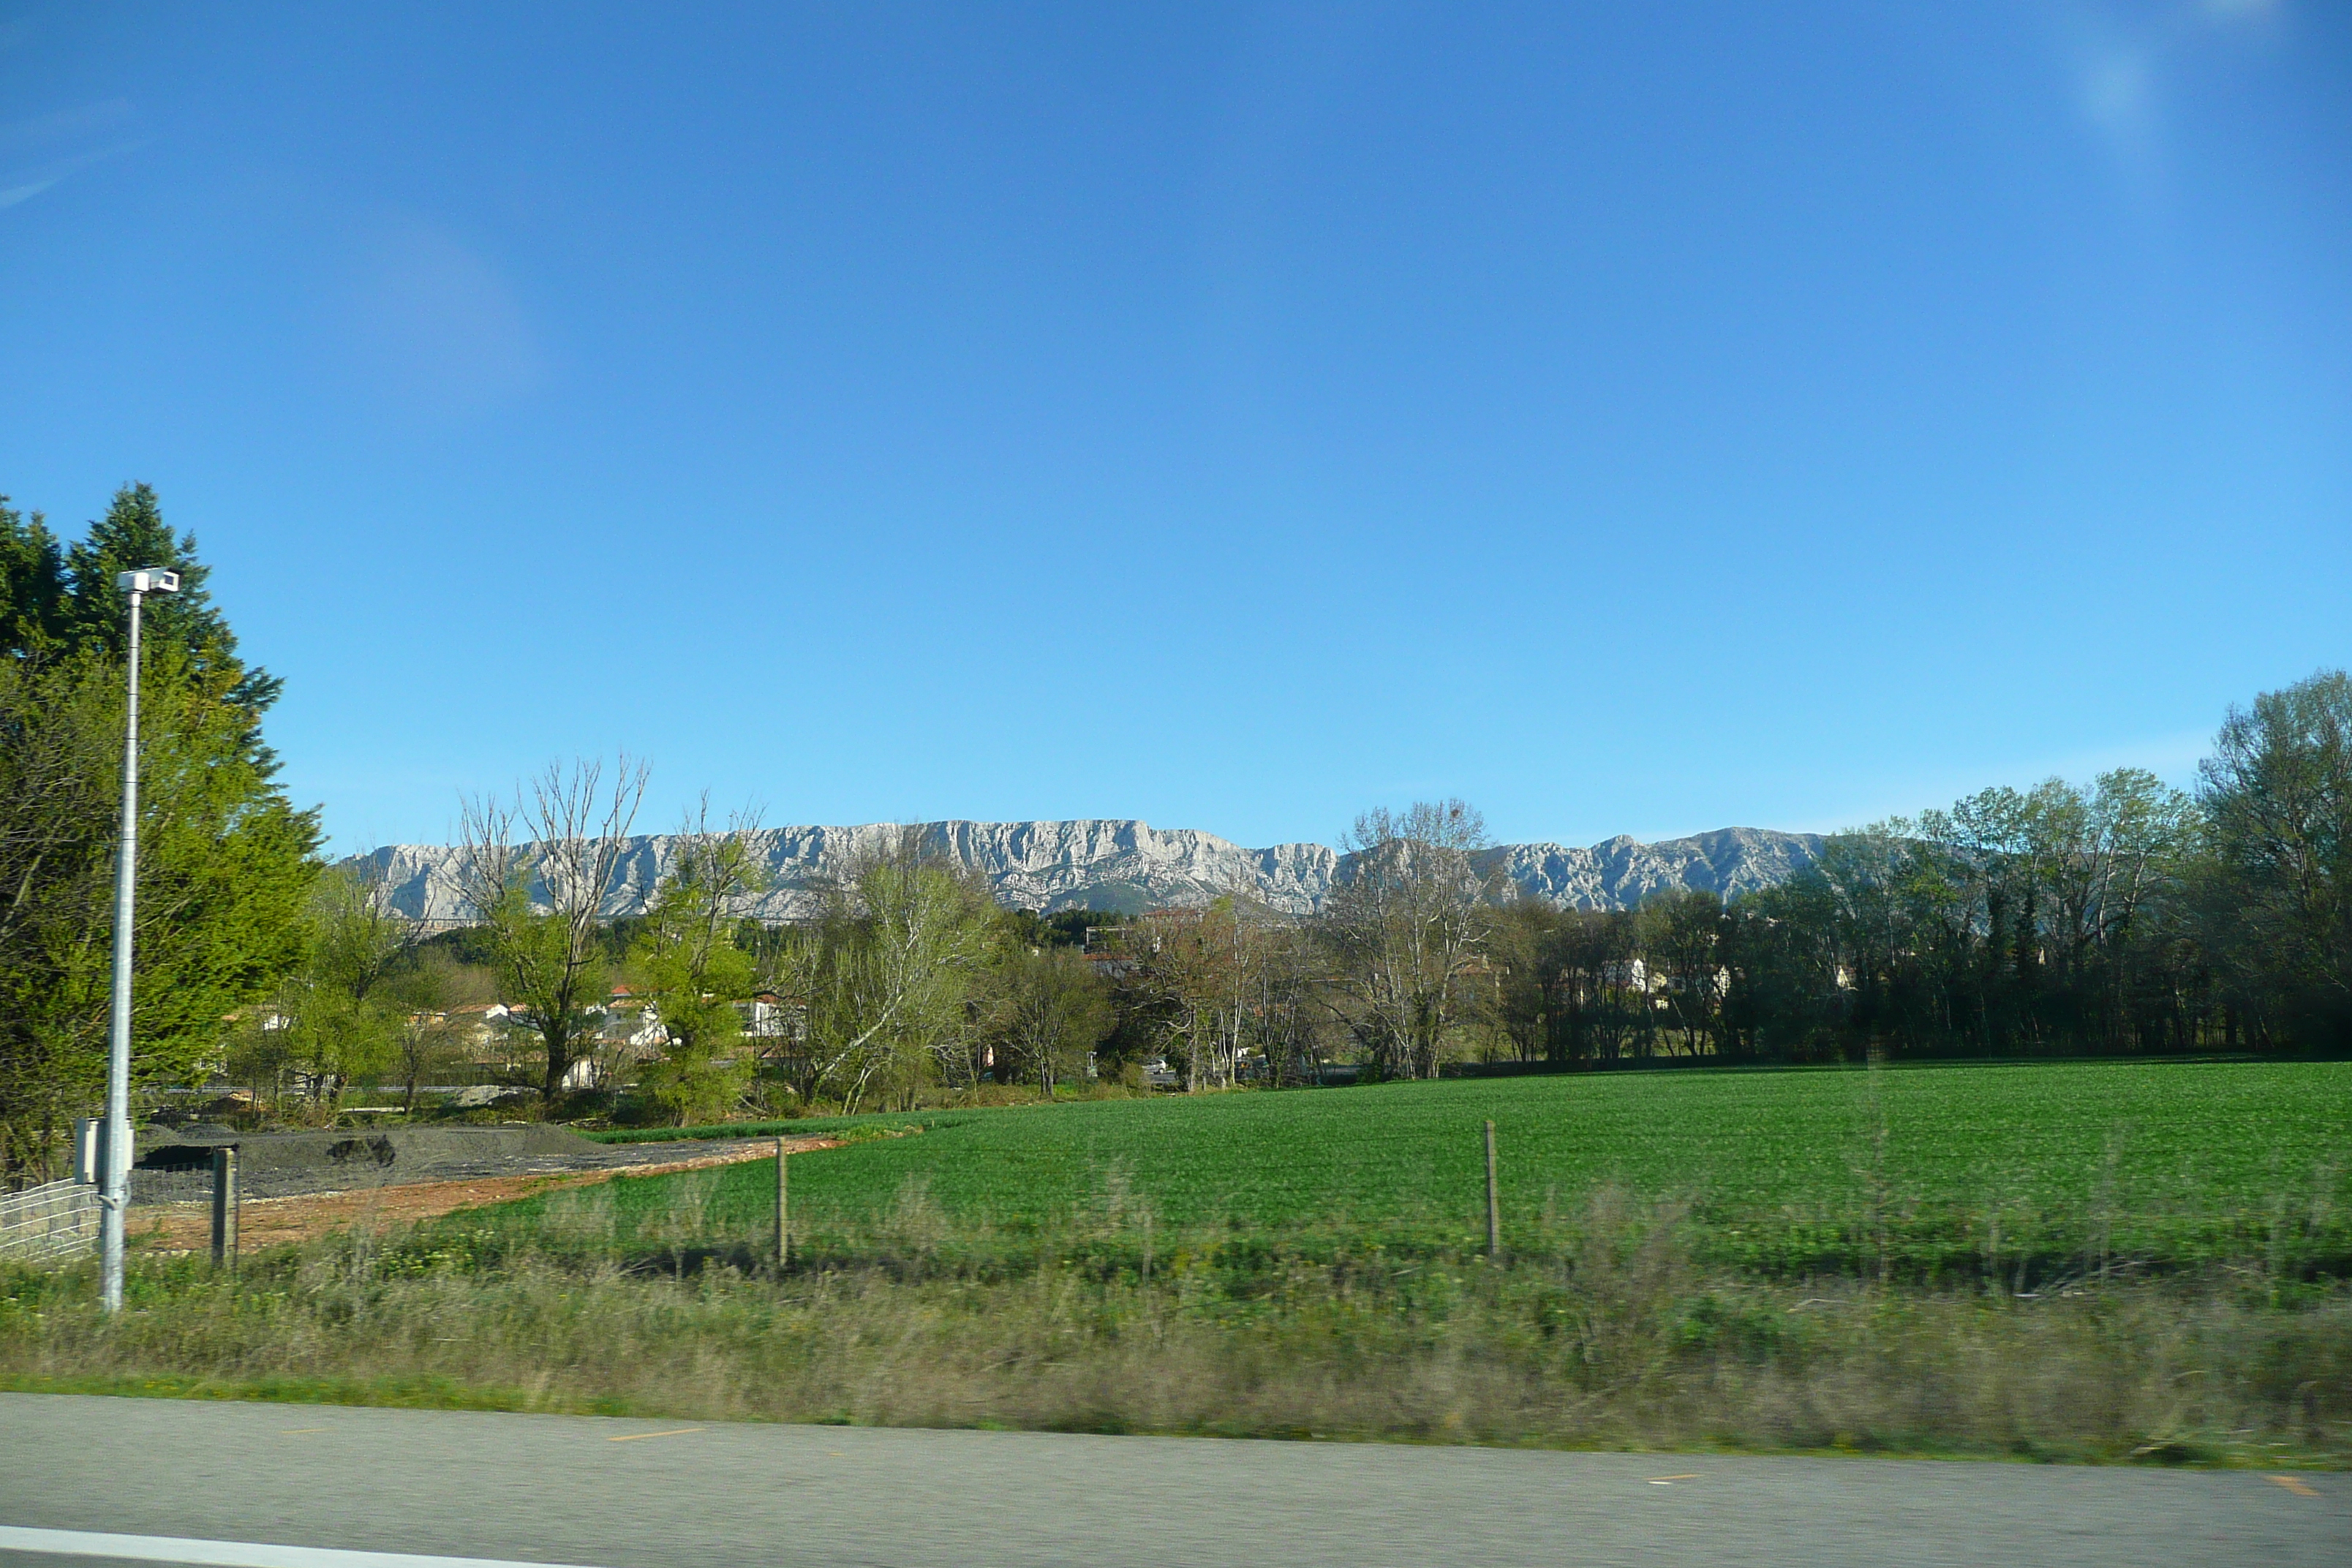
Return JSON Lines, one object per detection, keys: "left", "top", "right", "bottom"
{"left": 1478, "top": 826, "right": 1827, "bottom": 910}
{"left": 348, "top": 819, "right": 1822, "bottom": 924}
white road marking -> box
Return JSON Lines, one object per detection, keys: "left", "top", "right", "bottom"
{"left": 0, "top": 1526, "right": 605, "bottom": 1568}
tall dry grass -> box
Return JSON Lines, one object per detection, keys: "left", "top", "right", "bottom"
{"left": 3, "top": 1177, "right": 2346, "bottom": 1464}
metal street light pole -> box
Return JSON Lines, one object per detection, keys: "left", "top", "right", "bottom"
{"left": 99, "top": 567, "right": 178, "bottom": 1313}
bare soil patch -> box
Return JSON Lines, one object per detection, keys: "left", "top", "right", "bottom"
{"left": 132, "top": 1136, "right": 840, "bottom": 1252}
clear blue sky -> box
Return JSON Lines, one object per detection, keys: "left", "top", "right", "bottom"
{"left": 3, "top": 3, "right": 2345, "bottom": 854}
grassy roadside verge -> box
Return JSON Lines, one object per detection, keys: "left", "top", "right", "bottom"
{"left": 4, "top": 1176, "right": 2346, "bottom": 1468}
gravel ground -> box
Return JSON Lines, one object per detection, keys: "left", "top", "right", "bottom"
{"left": 129, "top": 1128, "right": 783, "bottom": 1204}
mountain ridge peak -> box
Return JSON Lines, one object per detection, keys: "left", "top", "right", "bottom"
{"left": 347, "top": 817, "right": 1825, "bottom": 924}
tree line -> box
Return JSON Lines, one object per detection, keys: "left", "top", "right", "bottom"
{"left": 5, "top": 486, "right": 2350, "bottom": 1176}
{"left": 1482, "top": 696, "right": 2351, "bottom": 1065}
{"left": 385, "top": 723, "right": 2351, "bottom": 1122}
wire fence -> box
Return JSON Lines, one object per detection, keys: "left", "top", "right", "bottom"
{"left": 0, "top": 1177, "right": 99, "bottom": 1264}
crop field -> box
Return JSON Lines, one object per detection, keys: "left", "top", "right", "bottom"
{"left": 12, "top": 1059, "right": 2350, "bottom": 1457}
{"left": 480, "top": 1060, "right": 2352, "bottom": 1280}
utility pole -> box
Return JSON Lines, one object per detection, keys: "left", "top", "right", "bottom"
{"left": 99, "top": 567, "right": 178, "bottom": 1313}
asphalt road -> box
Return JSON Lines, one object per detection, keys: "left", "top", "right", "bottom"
{"left": 0, "top": 1395, "right": 2340, "bottom": 1568}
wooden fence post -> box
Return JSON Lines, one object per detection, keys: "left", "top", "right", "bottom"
{"left": 1484, "top": 1120, "right": 1500, "bottom": 1262}
{"left": 785, "top": 1142, "right": 804, "bottom": 1278}
{"left": 210, "top": 1145, "right": 238, "bottom": 1271}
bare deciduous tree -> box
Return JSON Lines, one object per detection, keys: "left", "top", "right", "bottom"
{"left": 1634, "top": 889, "right": 1728, "bottom": 1056}
{"left": 1317, "top": 799, "right": 1498, "bottom": 1080}
{"left": 450, "top": 755, "right": 649, "bottom": 1102}
{"left": 383, "top": 949, "right": 486, "bottom": 1113}
{"left": 1122, "top": 902, "right": 1245, "bottom": 1092}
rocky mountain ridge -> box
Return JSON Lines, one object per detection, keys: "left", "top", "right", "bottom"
{"left": 347, "top": 820, "right": 1823, "bottom": 924}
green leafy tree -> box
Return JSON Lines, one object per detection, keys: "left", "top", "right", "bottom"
{"left": 778, "top": 832, "right": 997, "bottom": 1112}
{"left": 0, "top": 485, "right": 318, "bottom": 1175}
{"left": 631, "top": 818, "right": 763, "bottom": 1125}
{"left": 2198, "top": 671, "right": 2352, "bottom": 1047}
{"left": 0, "top": 540, "right": 317, "bottom": 1175}
{"left": 246, "top": 868, "right": 412, "bottom": 1117}
{"left": 991, "top": 943, "right": 1112, "bottom": 1096}
{"left": 1720, "top": 872, "right": 1847, "bottom": 1062}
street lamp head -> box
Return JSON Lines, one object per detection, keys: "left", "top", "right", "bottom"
{"left": 116, "top": 568, "right": 180, "bottom": 596}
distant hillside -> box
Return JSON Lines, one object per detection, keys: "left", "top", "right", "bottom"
{"left": 346, "top": 819, "right": 1824, "bottom": 924}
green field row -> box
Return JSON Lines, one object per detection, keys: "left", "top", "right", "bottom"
{"left": 486, "top": 1061, "right": 2352, "bottom": 1278}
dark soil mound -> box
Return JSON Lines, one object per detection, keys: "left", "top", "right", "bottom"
{"left": 132, "top": 1124, "right": 606, "bottom": 1199}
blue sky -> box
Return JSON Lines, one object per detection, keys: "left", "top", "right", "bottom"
{"left": 2, "top": 2, "right": 2346, "bottom": 854}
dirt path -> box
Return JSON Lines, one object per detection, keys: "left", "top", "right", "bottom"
{"left": 132, "top": 1135, "right": 843, "bottom": 1253}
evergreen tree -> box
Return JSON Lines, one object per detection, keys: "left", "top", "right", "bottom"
{"left": 0, "top": 485, "right": 317, "bottom": 1180}
{"left": 56, "top": 484, "right": 282, "bottom": 710}
{"left": 0, "top": 498, "right": 66, "bottom": 659}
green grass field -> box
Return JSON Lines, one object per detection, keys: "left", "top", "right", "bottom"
{"left": 505, "top": 1060, "right": 2352, "bottom": 1280}
{"left": 12, "top": 1059, "right": 2348, "bottom": 1459}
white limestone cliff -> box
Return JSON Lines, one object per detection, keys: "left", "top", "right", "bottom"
{"left": 347, "top": 818, "right": 1823, "bottom": 924}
